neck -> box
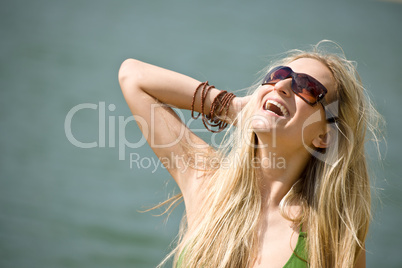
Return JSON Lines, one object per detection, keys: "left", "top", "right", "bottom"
{"left": 255, "top": 144, "right": 310, "bottom": 209}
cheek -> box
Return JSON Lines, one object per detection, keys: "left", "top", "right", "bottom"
{"left": 302, "top": 120, "right": 324, "bottom": 143}
{"left": 299, "top": 110, "right": 327, "bottom": 145}
{"left": 255, "top": 85, "right": 272, "bottom": 99}
{"left": 293, "top": 102, "right": 327, "bottom": 143}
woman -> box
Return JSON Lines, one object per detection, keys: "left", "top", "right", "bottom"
{"left": 118, "top": 42, "right": 380, "bottom": 268}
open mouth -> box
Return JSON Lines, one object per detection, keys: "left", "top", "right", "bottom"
{"left": 264, "top": 100, "right": 289, "bottom": 117}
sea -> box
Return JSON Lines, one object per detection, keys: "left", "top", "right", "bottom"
{"left": 1, "top": 0, "right": 401, "bottom": 267}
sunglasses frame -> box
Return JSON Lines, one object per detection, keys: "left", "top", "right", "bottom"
{"left": 262, "top": 66, "right": 337, "bottom": 123}
{"left": 262, "top": 66, "right": 329, "bottom": 105}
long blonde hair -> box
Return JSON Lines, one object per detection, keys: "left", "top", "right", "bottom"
{"left": 157, "top": 41, "right": 383, "bottom": 268}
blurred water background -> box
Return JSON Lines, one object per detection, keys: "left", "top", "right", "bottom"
{"left": 1, "top": 0, "right": 401, "bottom": 267}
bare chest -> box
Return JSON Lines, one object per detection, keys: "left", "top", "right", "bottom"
{"left": 252, "top": 220, "right": 299, "bottom": 268}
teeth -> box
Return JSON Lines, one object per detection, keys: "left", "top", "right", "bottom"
{"left": 264, "top": 100, "right": 289, "bottom": 117}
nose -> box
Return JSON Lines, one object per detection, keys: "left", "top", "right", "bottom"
{"left": 273, "top": 78, "right": 292, "bottom": 98}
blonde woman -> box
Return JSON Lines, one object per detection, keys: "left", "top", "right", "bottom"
{"left": 118, "top": 42, "right": 379, "bottom": 268}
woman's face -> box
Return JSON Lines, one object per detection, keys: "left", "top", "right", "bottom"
{"left": 251, "top": 57, "right": 336, "bottom": 154}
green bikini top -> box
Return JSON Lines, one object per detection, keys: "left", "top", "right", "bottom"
{"left": 283, "top": 230, "right": 308, "bottom": 268}
{"left": 177, "top": 230, "right": 308, "bottom": 268}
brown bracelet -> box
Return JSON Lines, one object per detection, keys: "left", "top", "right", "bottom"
{"left": 191, "top": 81, "right": 208, "bottom": 120}
{"left": 191, "top": 81, "right": 236, "bottom": 133}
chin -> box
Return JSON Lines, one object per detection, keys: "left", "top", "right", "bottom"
{"left": 250, "top": 112, "right": 282, "bottom": 132}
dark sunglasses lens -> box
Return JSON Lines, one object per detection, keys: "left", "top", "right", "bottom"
{"left": 263, "top": 67, "right": 291, "bottom": 84}
{"left": 293, "top": 76, "right": 325, "bottom": 104}
{"left": 262, "top": 67, "right": 327, "bottom": 105}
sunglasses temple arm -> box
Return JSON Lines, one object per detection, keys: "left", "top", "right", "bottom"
{"left": 320, "top": 101, "right": 339, "bottom": 124}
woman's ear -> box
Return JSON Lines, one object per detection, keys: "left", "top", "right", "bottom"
{"left": 312, "top": 131, "right": 330, "bottom": 149}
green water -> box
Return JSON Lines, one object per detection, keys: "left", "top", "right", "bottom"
{"left": 1, "top": 0, "right": 401, "bottom": 267}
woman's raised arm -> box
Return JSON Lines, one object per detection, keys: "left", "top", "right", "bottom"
{"left": 118, "top": 59, "right": 244, "bottom": 205}
{"left": 118, "top": 59, "right": 241, "bottom": 121}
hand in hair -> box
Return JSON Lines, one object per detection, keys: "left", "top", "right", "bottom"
{"left": 227, "top": 95, "right": 252, "bottom": 126}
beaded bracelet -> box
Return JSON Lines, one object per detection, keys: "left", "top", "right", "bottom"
{"left": 191, "top": 81, "right": 236, "bottom": 133}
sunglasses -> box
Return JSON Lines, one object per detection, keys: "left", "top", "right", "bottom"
{"left": 262, "top": 66, "right": 338, "bottom": 123}
{"left": 262, "top": 66, "right": 328, "bottom": 106}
